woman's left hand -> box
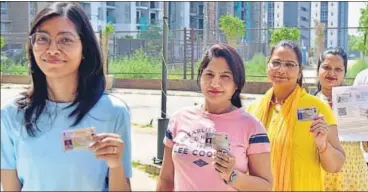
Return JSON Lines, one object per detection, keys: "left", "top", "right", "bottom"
{"left": 89, "top": 133, "right": 125, "bottom": 168}
{"left": 310, "top": 115, "right": 329, "bottom": 151}
{"left": 212, "top": 151, "right": 236, "bottom": 182}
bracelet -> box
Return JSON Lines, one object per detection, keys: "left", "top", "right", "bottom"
{"left": 318, "top": 142, "right": 328, "bottom": 154}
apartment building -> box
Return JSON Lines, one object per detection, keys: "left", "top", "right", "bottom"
{"left": 310, "top": 2, "right": 348, "bottom": 50}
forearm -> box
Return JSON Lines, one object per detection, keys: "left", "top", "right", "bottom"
{"left": 231, "top": 170, "right": 272, "bottom": 191}
{"left": 319, "top": 142, "right": 346, "bottom": 173}
{"left": 1, "top": 170, "right": 22, "bottom": 191}
{"left": 156, "top": 178, "right": 174, "bottom": 191}
{"left": 108, "top": 165, "right": 130, "bottom": 191}
{"left": 363, "top": 141, "right": 368, "bottom": 153}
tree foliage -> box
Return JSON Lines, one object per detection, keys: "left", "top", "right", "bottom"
{"left": 358, "top": 5, "right": 368, "bottom": 55}
{"left": 270, "top": 27, "right": 300, "bottom": 46}
{"left": 219, "top": 14, "right": 245, "bottom": 46}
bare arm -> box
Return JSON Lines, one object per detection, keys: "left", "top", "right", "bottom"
{"left": 1, "top": 170, "right": 22, "bottom": 191}
{"left": 363, "top": 141, "right": 368, "bottom": 153}
{"left": 319, "top": 125, "right": 346, "bottom": 173}
{"left": 156, "top": 146, "right": 174, "bottom": 191}
{"left": 108, "top": 166, "right": 130, "bottom": 191}
{"left": 230, "top": 153, "right": 273, "bottom": 191}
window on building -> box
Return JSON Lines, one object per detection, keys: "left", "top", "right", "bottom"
{"left": 1, "top": 22, "right": 8, "bottom": 32}
{"left": 331, "top": 2, "right": 333, "bottom": 6}
{"left": 331, "top": 12, "right": 333, "bottom": 16}
{"left": 331, "top": 21, "right": 333, "bottom": 26}
{"left": 1, "top": 1, "right": 7, "bottom": 14}
{"left": 198, "top": 4, "right": 203, "bottom": 15}
{"left": 277, "top": 14, "right": 279, "bottom": 18}
{"left": 150, "top": 13, "right": 156, "bottom": 24}
{"left": 150, "top": 1, "right": 155, "bottom": 9}
{"left": 136, "top": 11, "right": 141, "bottom": 24}
{"left": 315, "top": 3, "right": 318, "bottom": 7}
{"left": 331, "top": 31, "right": 333, "bottom": 36}
{"left": 198, "top": 18, "right": 203, "bottom": 29}
{"left": 330, "top": 40, "right": 333, "bottom": 45}
{"left": 277, "top": 4, "right": 279, "bottom": 8}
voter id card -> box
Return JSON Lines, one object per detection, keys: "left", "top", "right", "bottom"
{"left": 297, "top": 107, "right": 317, "bottom": 121}
{"left": 211, "top": 132, "right": 230, "bottom": 152}
{"left": 62, "top": 127, "right": 96, "bottom": 151}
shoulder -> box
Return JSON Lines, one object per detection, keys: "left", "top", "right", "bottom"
{"left": 89, "top": 93, "right": 130, "bottom": 118}
{"left": 300, "top": 93, "right": 332, "bottom": 112}
{"left": 1, "top": 94, "right": 25, "bottom": 119}
{"left": 237, "top": 109, "right": 265, "bottom": 132}
{"left": 170, "top": 106, "right": 199, "bottom": 119}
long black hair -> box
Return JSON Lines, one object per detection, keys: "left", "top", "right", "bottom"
{"left": 314, "top": 47, "right": 348, "bottom": 95}
{"left": 197, "top": 44, "right": 245, "bottom": 108}
{"left": 16, "top": 2, "right": 105, "bottom": 137}
{"left": 268, "top": 40, "right": 304, "bottom": 87}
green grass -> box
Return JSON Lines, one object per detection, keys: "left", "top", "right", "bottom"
{"left": 131, "top": 160, "right": 159, "bottom": 180}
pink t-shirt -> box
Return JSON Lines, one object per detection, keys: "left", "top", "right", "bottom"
{"left": 163, "top": 106, "right": 270, "bottom": 191}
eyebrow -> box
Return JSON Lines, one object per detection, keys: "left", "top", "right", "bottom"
{"left": 272, "top": 59, "right": 297, "bottom": 63}
{"left": 35, "top": 30, "right": 77, "bottom": 36}
{"left": 205, "top": 69, "right": 233, "bottom": 74}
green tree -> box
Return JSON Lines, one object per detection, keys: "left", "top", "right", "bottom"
{"left": 219, "top": 14, "right": 245, "bottom": 47}
{"left": 358, "top": 5, "right": 368, "bottom": 56}
{"left": 0, "top": 35, "right": 4, "bottom": 50}
{"left": 349, "top": 34, "right": 368, "bottom": 54}
{"left": 270, "top": 27, "right": 300, "bottom": 46}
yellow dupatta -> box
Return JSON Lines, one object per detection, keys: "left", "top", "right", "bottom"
{"left": 247, "top": 85, "right": 305, "bottom": 191}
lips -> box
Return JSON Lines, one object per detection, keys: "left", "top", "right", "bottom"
{"left": 208, "top": 90, "right": 222, "bottom": 94}
{"left": 273, "top": 76, "right": 288, "bottom": 80}
{"left": 325, "top": 76, "right": 337, "bottom": 81}
{"left": 43, "top": 56, "right": 63, "bottom": 64}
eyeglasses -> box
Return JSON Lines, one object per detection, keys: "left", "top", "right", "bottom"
{"left": 29, "top": 32, "right": 80, "bottom": 51}
{"left": 268, "top": 60, "right": 299, "bottom": 70}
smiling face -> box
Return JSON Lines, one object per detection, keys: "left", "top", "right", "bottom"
{"left": 318, "top": 54, "right": 346, "bottom": 89}
{"left": 267, "top": 46, "right": 301, "bottom": 88}
{"left": 200, "top": 57, "right": 237, "bottom": 105}
{"left": 31, "top": 16, "right": 82, "bottom": 79}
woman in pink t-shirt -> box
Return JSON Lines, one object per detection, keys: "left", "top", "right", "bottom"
{"left": 156, "top": 44, "right": 273, "bottom": 191}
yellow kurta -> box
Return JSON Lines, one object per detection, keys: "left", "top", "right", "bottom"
{"left": 246, "top": 87, "right": 337, "bottom": 191}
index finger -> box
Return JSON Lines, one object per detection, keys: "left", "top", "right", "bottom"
{"left": 93, "top": 133, "right": 120, "bottom": 141}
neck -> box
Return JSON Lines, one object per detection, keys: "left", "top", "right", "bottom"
{"left": 321, "top": 86, "right": 332, "bottom": 100}
{"left": 203, "top": 100, "right": 234, "bottom": 114}
{"left": 46, "top": 73, "right": 78, "bottom": 103}
{"left": 273, "top": 84, "right": 297, "bottom": 103}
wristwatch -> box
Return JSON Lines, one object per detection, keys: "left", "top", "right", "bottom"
{"left": 224, "top": 170, "right": 237, "bottom": 185}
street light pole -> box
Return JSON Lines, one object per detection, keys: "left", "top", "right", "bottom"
{"left": 154, "top": 1, "right": 169, "bottom": 165}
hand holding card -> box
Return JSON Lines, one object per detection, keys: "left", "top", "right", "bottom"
{"left": 89, "top": 133, "right": 125, "bottom": 168}
{"left": 310, "top": 115, "right": 329, "bottom": 152}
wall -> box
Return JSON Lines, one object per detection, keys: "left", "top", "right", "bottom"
{"left": 1, "top": 74, "right": 318, "bottom": 94}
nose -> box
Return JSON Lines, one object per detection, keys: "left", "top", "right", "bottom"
{"left": 46, "top": 40, "right": 60, "bottom": 56}
{"left": 210, "top": 75, "right": 221, "bottom": 88}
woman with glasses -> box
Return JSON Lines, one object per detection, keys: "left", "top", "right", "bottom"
{"left": 314, "top": 48, "right": 368, "bottom": 191}
{"left": 157, "top": 44, "right": 273, "bottom": 191}
{"left": 1, "top": 2, "right": 131, "bottom": 191}
{"left": 246, "top": 40, "right": 346, "bottom": 191}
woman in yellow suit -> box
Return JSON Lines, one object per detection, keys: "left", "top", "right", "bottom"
{"left": 314, "top": 47, "right": 368, "bottom": 191}
{"left": 246, "top": 40, "right": 346, "bottom": 191}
